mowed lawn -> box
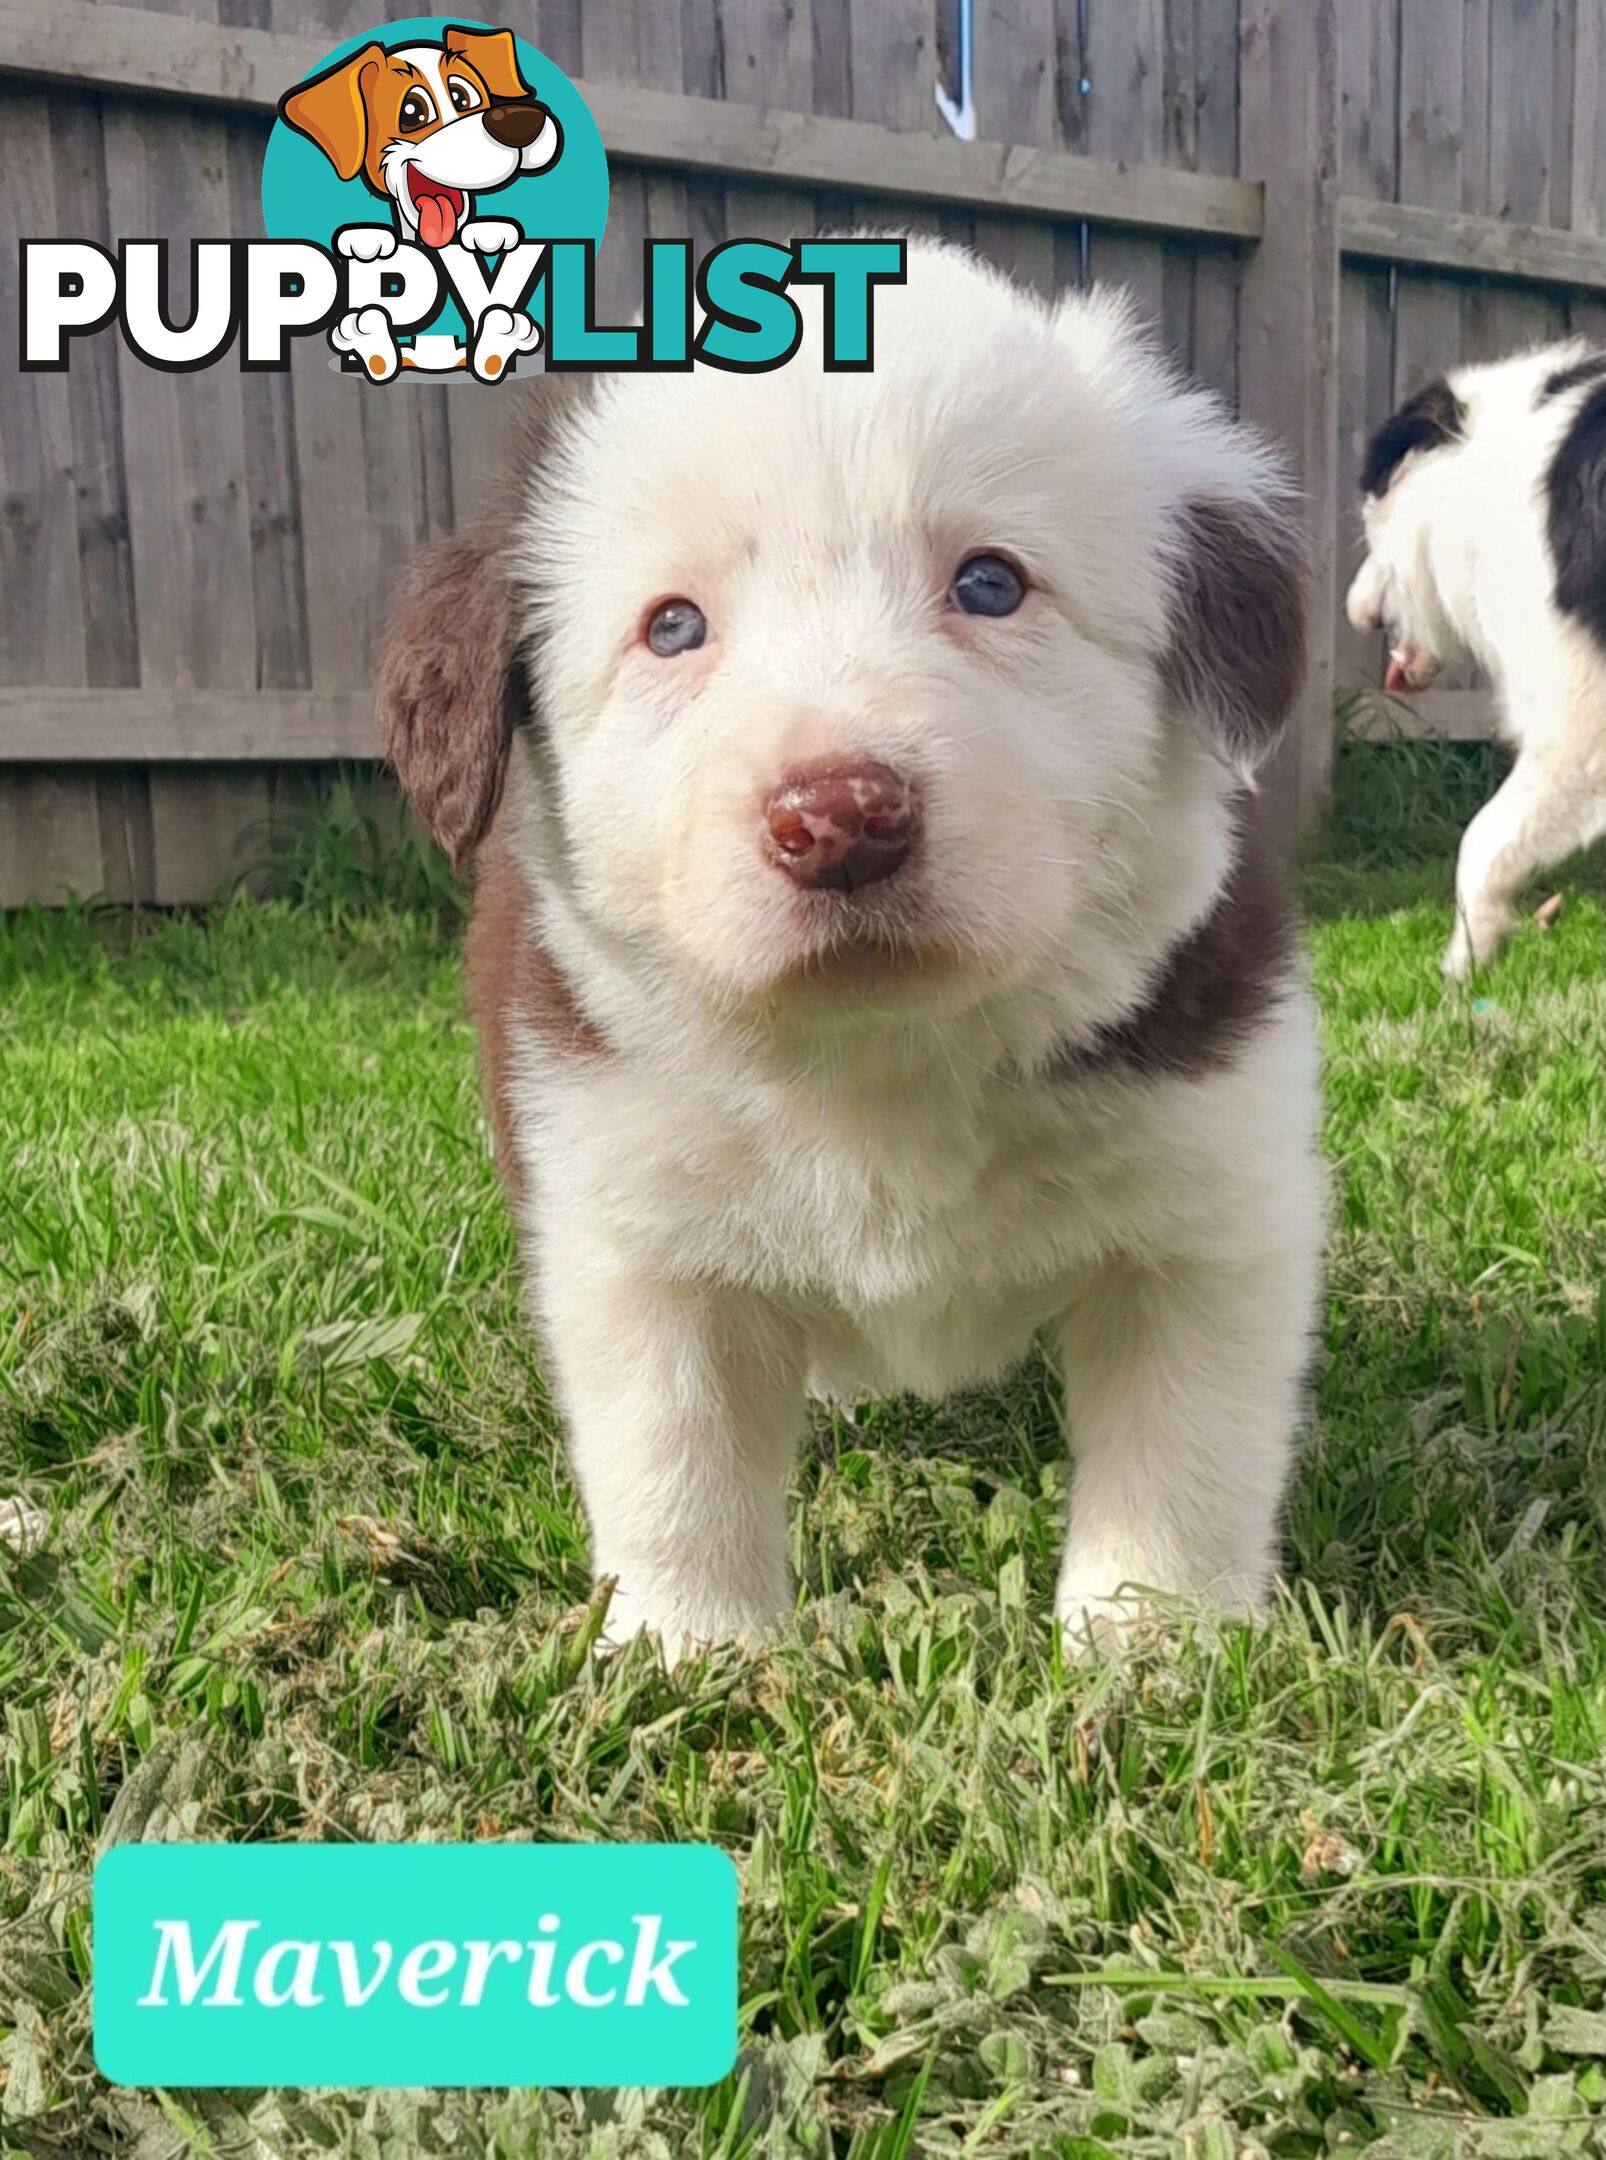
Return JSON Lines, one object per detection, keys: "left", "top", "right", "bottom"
{"left": 3, "top": 760, "right": 1606, "bottom": 2157}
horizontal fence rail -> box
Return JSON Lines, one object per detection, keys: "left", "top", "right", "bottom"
{"left": 0, "top": 0, "right": 1263, "bottom": 240}
{"left": 0, "top": 689, "right": 379, "bottom": 762}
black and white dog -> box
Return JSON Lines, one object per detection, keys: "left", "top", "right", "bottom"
{"left": 1348, "top": 346, "right": 1606, "bottom": 977}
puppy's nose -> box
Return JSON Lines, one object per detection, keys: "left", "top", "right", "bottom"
{"left": 764, "top": 759, "right": 919, "bottom": 893}
{"left": 484, "top": 100, "right": 549, "bottom": 149}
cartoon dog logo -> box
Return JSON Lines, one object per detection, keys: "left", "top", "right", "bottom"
{"left": 279, "top": 24, "right": 561, "bottom": 379}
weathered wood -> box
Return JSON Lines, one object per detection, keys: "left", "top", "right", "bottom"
{"left": 0, "top": 0, "right": 1265, "bottom": 238}
{"left": 1178, "top": 0, "right": 1242, "bottom": 405}
{"left": 108, "top": 0, "right": 276, "bottom": 906}
{"left": 0, "top": 689, "right": 378, "bottom": 762}
{"left": 0, "top": 88, "right": 101, "bottom": 906}
{"left": 1340, "top": 197, "right": 1606, "bottom": 293}
{"left": 1239, "top": 0, "right": 1341, "bottom": 841}
{"left": 720, "top": 0, "right": 817, "bottom": 249}
{"left": 1332, "top": 0, "right": 1396, "bottom": 694}
{"left": 1348, "top": 691, "right": 1499, "bottom": 743}
{"left": 969, "top": 0, "right": 1059, "bottom": 298}
{"left": 1082, "top": 0, "right": 1169, "bottom": 338}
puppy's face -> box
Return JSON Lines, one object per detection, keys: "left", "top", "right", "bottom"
{"left": 281, "top": 30, "right": 550, "bottom": 247}
{"left": 1347, "top": 376, "right": 1470, "bottom": 692}
{"left": 381, "top": 245, "right": 1305, "bottom": 1015}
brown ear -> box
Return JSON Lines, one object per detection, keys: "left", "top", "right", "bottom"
{"left": 279, "top": 44, "right": 381, "bottom": 184}
{"left": 443, "top": 25, "right": 533, "bottom": 101}
{"left": 376, "top": 528, "right": 521, "bottom": 868}
{"left": 1163, "top": 496, "right": 1307, "bottom": 763}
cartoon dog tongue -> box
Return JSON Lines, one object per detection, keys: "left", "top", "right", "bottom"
{"left": 415, "top": 186, "right": 460, "bottom": 249}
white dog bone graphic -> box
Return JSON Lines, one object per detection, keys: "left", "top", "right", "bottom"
{"left": 335, "top": 226, "right": 398, "bottom": 264}
{"left": 458, "top": 218, "right": 522, "bottom": 256}
{"left": 330, "top": 305, "right": 400, "bottom": 382}
{"left": 470, "top": 304, "right": 541, "bottom": 383}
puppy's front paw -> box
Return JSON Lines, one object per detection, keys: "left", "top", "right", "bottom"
{"left": 1055, "top": 1554, "right": 1266, "bottom": 1656}
{"left": 469, "top": 303, "right": 541, "bottom": 382}
{"left": 329, "top": 306, "right": 400, "bottom": 381}
{"left": 1444, "top": 909, "right": 1509, "bottom": 981}
{"left": 597, "top": 1573, "right": 782, "bottom": 1668}
{"left": 335, "top": 225, "right": 398, "bottom": 263}
{"left": 458, "top": 217, "right": 522, "bottom": 255}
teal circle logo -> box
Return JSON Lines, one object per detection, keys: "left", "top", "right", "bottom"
{"left": 262, "top": 15, "right": 607, "bottom": 376}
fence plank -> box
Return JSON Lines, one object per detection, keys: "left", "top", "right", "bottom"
{"left": 1082, "top": 0, "right": 1168, "bottom": 336}
{"left": 1340, "top": 198, "right": 1606, "bottom": 292}
{"left": 1239, "top": 0, "right": 1341, "bottom": 839}
{"left": 971, "top": 0, "right": 1059, "bottom": 297}
{"left": 49, "top": 89, "right": 154, "bottom": 900}
{"left": 1333, "top": 0, "right": 1397, "bottom": 694}
{"left": 1568, "top": 0, "right": 1606, "bottom": 345}
{"left": 0, "top": 88, "right": 101, "bottom": 904}
{"left": 720, "top": 0, "right": 817, "bottom": 248}
{"left": 112, "top": 0, "right": 278, "bottom": 903}
{"left": 1183, "top": 0, "right": 1242, "bottom": 405}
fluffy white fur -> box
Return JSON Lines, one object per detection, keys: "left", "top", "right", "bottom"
{"left": 1346, "top": 343, "right": 1606, "bottom": 978}
{"left": 406, "top": 244, "right": 1326, "bottom": 1657}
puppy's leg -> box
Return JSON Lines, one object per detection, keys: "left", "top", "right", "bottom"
{"left": 1054, "top": 1254, "right": 1311, "bottom": 1644}
{"left": 538, "top": 1258, "right": 804, "bottom": 1659}
{"left": 1447, "top": 750, "right": 1606, "bottom": 978}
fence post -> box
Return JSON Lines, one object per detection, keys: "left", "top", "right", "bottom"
{"left": 1237, "top": 0, "right": 1341, "bottom": 845}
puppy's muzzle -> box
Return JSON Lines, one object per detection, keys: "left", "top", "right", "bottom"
{"left": 764, "top": 759, "right": 920, "bottom": 893}
{"left": 483, "top": 98, "right": 551, "bottom": 150}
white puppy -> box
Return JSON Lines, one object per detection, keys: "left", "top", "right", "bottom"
{"left": 1346, "top": 345, "right": 1606, "bottom": 977}
{"left": 378, "top": 243, "right": 1324, "bottom": 1657}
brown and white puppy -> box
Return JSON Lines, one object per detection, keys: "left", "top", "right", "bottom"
{"left": 280, "top": 26, "right": 560, "bottom": 257}
{"left": 378, "top": 243, "right": 1325, "bottom": 1658}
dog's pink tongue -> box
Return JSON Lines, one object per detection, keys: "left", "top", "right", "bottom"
{"left": 417, "top": 191, "right": 458, "bottom": 249}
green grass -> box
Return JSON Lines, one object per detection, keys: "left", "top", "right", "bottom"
{"left": 3, "top": 746, "right": 1606, "bottom": 2156}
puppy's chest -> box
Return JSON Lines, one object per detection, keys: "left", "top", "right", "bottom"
{"left": 553, "top": 1065, "right": 1165, "bottom": 1309}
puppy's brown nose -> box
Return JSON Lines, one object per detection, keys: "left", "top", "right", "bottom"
{"left": 765, "top": 759, "right": 919, "bottom": 893}
{"left": 484, "top": 100, "right": 549, "bottom": 149}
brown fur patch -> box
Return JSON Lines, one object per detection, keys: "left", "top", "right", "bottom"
{"left": 1163, "top": 497, "right": 1306, "bottom": 760}
{"left": 375, "top": 525, "right": 522, "bottom": 869}
{"left": 468, "top": 836, "right": 609, "bottom": 1198}
{"left": 1051, "top": 807, "right": 1296, "bottom": 1083}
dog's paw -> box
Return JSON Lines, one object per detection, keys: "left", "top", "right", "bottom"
{"left": 330, "top": 305, "right": 400, "bottom": 382}
{"left": 1055, "top": 1586, "right": 1149, "bottom": 1658}
{"left": 1056, "top": 1556, "right": 1266, "bottom": 1657}
{"left": 470, "top": 304, "right": 541, "bottom": 382}
{"left": 458, "top": 217, "right": 522, "bottom": 255}
{"left": 1444, "top": 910, "right": 1509, "bottom": 982}
{"left": 335, "top": 225, "right": 398, "bottom": 263}
{"left": 594, "top": 1575, "right": 780, "bottom": 1669}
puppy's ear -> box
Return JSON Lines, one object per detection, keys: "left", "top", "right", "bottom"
{"left": 1162, "top": 494, "right": 1307, "bottom": 765}
{"left": 443, "top": 25, "right": 532, "bottom": 101}
{"left": 376, "top": 529, "right": 522, "bottom": 868}
{"left": 279, "top": 45, "right": 382, "bottom": 183}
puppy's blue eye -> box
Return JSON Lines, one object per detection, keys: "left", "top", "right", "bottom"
{"left": 646, "top": 599, "right": 707, "bottom": 657}
{"left": 950, "top": 553, "right": 1026, "bottom": 617}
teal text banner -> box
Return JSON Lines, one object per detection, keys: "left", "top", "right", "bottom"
{"left": 94, "top": 1842, "right": 738, "bottom": 2088}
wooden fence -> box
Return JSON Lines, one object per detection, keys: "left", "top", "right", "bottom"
{"left": 1, "top": 0, "right": 1603, "bottom": 904}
